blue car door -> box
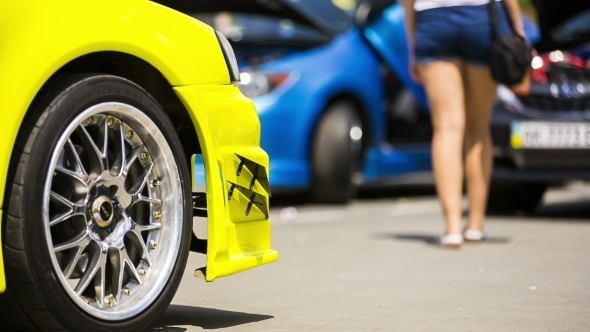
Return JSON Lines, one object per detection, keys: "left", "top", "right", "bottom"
{"left": 362, "top": 3, "right": 428, "bottom": 109}
{"left": 357, "top": 2, "right": 432, "bottom": 182}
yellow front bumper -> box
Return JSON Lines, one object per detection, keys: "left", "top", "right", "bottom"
{"left": 174, "top": 84, "right": 278, "bottom": 281}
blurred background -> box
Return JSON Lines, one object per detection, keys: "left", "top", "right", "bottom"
{"left": 151, "top": 1, "right": 590, "bottom": 330}
{"left": 157, "top": 0, "right": 590, "bottom": 215}
{"left": 519, "top": 0, "right": 536, "bottom": 20}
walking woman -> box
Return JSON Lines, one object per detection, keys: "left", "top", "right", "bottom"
{"left": 401, "top": 0, "right": 526, "bottom": 247}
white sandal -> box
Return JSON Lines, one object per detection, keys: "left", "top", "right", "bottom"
{"left": 464, "top": 229, "right": 485, "bottom": 242}
{"left": 440, "top": 234, "right": 464, "bottom": 248}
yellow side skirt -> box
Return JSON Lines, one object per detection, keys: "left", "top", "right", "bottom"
{"left": 0, "top": 210, "right": 5, "bottom": 293}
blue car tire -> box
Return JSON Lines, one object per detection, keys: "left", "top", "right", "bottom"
{"left": 310, "top": 101, "right": 362, "bottom": 203}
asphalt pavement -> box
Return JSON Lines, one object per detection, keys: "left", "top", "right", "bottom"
{"left": 152, "top": 183, "right": 590, "bottom": 331}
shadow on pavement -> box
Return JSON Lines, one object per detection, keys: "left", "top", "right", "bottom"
{"left": 152, "top": 305, "right": 273, "bottom": 331}
{"left": 376, "top": 233, "right": 439, "bottom": 245}
{"left": 371, "top": 233, "right": 511, "bottom": 245}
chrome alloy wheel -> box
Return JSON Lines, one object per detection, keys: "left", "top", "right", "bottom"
{"left": 43, "top": 102, "right": 183, "bottom": 320}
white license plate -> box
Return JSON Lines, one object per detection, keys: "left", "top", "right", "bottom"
{"left": 511, "top": 122, "right": 590, "bottom": 149}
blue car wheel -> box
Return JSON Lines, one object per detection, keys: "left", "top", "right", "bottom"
{"left": 311, "top": 101, "right": 362, "bottom": 203}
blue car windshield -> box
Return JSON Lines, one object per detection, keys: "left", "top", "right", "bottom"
{"left": 192, "top": 12, "right": 331, "bottom": 47}
{"left": 286, "top": 0, "right": 356, "bottom": 34}
{"left": 191, "top": 0, "right": 356, "bottom": 46}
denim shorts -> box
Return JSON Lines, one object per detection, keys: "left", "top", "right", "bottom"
{"left": 414, "top": 3, "right": 511, "bottom": 66}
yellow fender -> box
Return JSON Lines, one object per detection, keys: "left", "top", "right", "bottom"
{"left": 176, "top": 85, "right": 278, "bottom": 281}
{"left": 0, "top": 0, "right": 277, "bottom": 292}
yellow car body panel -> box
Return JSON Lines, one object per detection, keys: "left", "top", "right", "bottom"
{"left": 174, "top": 85, "right": 278, "bottom": 281}
{"left": 0, "top": 210, "right": 4, "bottom": 292}
{"left": 0, "top": 0, "right": 276, "bottom": 292}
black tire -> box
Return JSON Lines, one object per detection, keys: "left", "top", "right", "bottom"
{"left": 487, "top": 183, "right": 548, "bottom": 214}
{"left": 310, "top": 101, "right": 362, "bottom": 204}
{"left": 0, "top": 74, "right": 192, "bottom": 331}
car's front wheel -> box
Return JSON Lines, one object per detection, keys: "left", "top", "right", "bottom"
{"left": 0, "top": 74, "right": 192, "bottom": 331}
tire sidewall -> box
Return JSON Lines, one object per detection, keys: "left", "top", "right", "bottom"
{"left": 18, "top": 75, "right": 192, "bottom": 331}
{"left": 310, "top": 101, "right": 361, "bottom": 203}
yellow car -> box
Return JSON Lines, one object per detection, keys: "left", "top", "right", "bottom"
{"left": 0, "top": 1, "right": 277, "bottom": 330}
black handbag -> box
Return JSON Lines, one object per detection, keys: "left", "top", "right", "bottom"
{"left": 488, "top": 0, "right": 533, "bottom": 85}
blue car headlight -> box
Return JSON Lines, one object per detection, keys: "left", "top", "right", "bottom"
{"left": 237, "top": 72, "right": 291, "bottom": 98}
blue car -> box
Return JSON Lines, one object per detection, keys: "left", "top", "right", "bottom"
{"left": 176, "top": 0, "right": 432, "bottom": 203}
{"left": 165, "top": 0, "right": 538, "bottom": 204}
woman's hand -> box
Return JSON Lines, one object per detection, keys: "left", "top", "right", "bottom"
{"left": 504, "top": 0, "right": 525, "bottom": 38}
{"left": 514, "top": 23, "right": 526, "bottom": 39}
{"left": 401, "top": 0, "right": 419, "bottom": 82}
{"left": 409, "top": 58, "right": 421, "bottom": 83}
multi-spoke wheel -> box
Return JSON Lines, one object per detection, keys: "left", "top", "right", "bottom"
{"left": 0, "top": 75, "right": 192, "bottom": 331}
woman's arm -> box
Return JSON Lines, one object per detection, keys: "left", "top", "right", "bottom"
{"left": 401, "top": 0, "right": 419, "bottom": 81}
{"left": 503, "top": 0, "right": 525, "bottom": 37}
{"left": 401, "top": 0, "right": 416, "bottom": 49}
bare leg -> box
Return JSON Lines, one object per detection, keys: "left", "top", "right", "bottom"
{"left": 463, "top": 65, "right": 496, "bottom": 231}
{"left": 417, "top": 60, "right": 465, "bottom": 235}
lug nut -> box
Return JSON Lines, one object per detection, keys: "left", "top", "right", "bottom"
{"left": 151, "top": 180, "right": 161, "bottom": 186}
{"left": 127, "top": 130, "right": 134, "bottom": 139}
{"left": 88, "top": 116, "right": 94, "bottom": 124}
{"left": 154, "top": 210, "right": 161, "bottom": 219}
{"left": 108, "top": 118, "right": 115, "bottom": 126}
{"left": 85, "top": 298, "right": 90, "bottom": 305}
{"left": 139, "top": 268, "right": 147, "bottom": 276}
{"left": 105, "top": 299, "right": 112, "bottom": 307}
{"left": 124, "top": 288, "right": 131, "bottom": 296}
{"left": 150, "top": 240, "right": 158, "bottom": 249}
{"left": 141, "top": 151, "right": 149, "bottom": 160}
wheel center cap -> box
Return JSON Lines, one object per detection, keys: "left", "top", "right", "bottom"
{"left": 92, "top": 196, "right": 114, "bottom": 227}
